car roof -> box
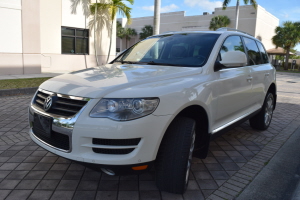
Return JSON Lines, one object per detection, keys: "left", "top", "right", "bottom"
{"left": 154, "top": 29, "right": 260, "bottom": 42}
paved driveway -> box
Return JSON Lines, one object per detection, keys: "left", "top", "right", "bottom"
{"left": 0, "top": 72, "right": 300, "bottom": 200}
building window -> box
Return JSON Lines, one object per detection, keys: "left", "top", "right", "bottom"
{"left": 62, "top": 27, "right": 89, "bottom": 54}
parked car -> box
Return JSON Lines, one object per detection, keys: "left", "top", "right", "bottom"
{"left": 29, "top": 28, "right": 276, "bottom": 194}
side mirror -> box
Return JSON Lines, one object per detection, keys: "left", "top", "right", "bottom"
{"left": 219, "top": 51, "right": 247, "bottom": 67}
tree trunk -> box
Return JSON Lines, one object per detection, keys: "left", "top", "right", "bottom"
{"left": 120, "top": 38, "right": 122, "bottom": 52}
{"left": 94, "top": 0, "right": 99, "bottom": 66}
{"left": 126, "top": 37, "right": 128, "bottom": 49}
{"left": 284, "top": 47, "right": 290, "bottom": 70}
{"left": 235, "top": 0, "right": 240, "bottom": 29}
{"left": 154, "top": 0, "right": 161, "bottom": 35}
{"left": 106, "top": 20, "right": 114, "bottom": 64}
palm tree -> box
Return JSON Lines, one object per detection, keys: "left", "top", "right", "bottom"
{"left": 272, "top": 21, "right": 300, "bottom": 70}
{"left": 117, "top": 21, "right": 125, "bottom": 39}
{"left": 222, "top": 0, "right": 257, "bottom": 29}
{"left": 122, "top": 28, "right": 137, "bottom": 48}
{"left": 91, "top": 0, "right": 134, "bottom": 64}
{"left": 117, "top": 21, "right": 126, "bottom": 51}
{"left": 71, "top": 0, "right": 111, "bottom": 66}
{"left": 117, "top": 22, "right": 137, "bottom": 49}
{"left": 209, "top": 15, "right": 231, "bottom": 31}
{"left": 139, "top": 25, "right": 153, "bottom": 40}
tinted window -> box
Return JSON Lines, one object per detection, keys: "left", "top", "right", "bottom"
{"left": 62, "top": 37, "right": 75, "bottom": 54}
{"left": 243, "top": 37, "right": 262, "bottom": 65}
{"left": 218, "top": 36, "right": 245, "bottom": 62}
{"left": 256, "top": 42, "right": 269, "bottom": 64}
{"left": 116, "top": 33, "right": 220, "bottom": 67}
{"left": 62, "top": 27, "right": 89, "bottom": 54}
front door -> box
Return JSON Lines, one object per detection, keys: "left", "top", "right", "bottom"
{"left": 212, "top": 35, "right": 255, "bottom": 132}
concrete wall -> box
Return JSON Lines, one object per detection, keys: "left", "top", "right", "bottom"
{"left": 0, "top": 0, "right": 22, "bottom": 53}
{"left": 40, "top": 0, "right": 61, "bottom": 54}
{"left": 0, "top": 0, "right": 23, "bottom": 75}
{"left": 0, "top": 0, "right": 116, "bottom": 75}
{"left": 0, "top": 0, "right": 41, "bottom": 75}
{"left": 117, "top": 5, "right": 279, "bottom": 52}
{"left": 22, "top": 0, "right": 41, "bottom": 74}
{"left": 255, "top": 5, "right": 279, "bottom": 50}
{"left": 40, "top": 0, "right": 116, "bottom": 73}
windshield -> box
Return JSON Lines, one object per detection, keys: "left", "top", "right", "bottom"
{"left": 114, "top": 33, "right": 220, "bottom": 67}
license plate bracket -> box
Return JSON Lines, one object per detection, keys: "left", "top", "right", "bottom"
{"left": 33, "top": 113, "right": 52, "bottom": 138}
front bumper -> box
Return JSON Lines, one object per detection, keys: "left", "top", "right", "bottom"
{"left": 29, "top": 96, "right": 174, "bottom": 166}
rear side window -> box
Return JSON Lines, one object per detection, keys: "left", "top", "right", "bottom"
{"left": 256, "top": 42, "right": 269, "bottom": 64}
{"left": 243, "top": 37, "right": 262, "bottom": 65}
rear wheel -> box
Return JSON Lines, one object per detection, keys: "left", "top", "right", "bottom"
{"left": 155, "top": 117, "right": 196, "bottom": 194}
{"left": 249, "top": 92, "right": 274, "bottom": 130}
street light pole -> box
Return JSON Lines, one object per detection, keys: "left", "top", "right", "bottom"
{"left": 153, "top": 0, "right": 161, "bottom": 35}
{"left": 235, "top": 0, "right": 239, "bottom": 29}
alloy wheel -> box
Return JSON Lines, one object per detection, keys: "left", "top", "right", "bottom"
{"left": 185, "top": 131, "right": 196, "bottom": 185}
{"left": 264, "top": 95, "right": 274, "bottom": 126}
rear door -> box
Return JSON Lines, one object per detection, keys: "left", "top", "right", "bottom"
{"left": 242, "top": 37, "right": 274, "bottom": 107}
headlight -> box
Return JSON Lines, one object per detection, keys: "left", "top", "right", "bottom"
{"left": 90, "top": 98, "right": 160, "bottom": 121}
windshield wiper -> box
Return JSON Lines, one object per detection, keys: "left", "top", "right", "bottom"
{"left": 146, "top": 61, "right": 178, "bottom": 66}
{"left": 120, "top": 61, "right": 138, "bottom": 64}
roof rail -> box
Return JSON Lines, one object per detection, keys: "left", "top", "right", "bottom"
{"left": 216, "top": 27, "right": 253, "bottom": 37}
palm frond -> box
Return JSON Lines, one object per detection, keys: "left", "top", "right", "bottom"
{"left": 272, "top": 21, "right": 300, "bottom": 49}
{"left": 125, "top": 0, "right": 134, "bottom": 5}
{"left": 90, "top": 3, "right": 110, "bottom": 15}
{"left": 222, "top": 0, "right": 231, "bottom": 10}
{"left": 249, "top": 0, "right": 257, "bottom": 9}
{"left": 139, "top": 25, "right": 153, "bottom": 39}
{"left": 70, "top": 0, "right": 91, "bottom": 16}
{"left": 209, "top": 15, "right": 231, "bottom": 30}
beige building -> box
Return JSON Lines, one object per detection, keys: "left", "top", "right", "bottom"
{"left": 0, "top": 0, "right": 116, "bottom": 75}
{"left": 117, "top": 5, "right": 279, "bottom": 52}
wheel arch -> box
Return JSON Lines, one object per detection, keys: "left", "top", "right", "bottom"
{"left": 156, "top": 105, "right": 211, "bottom": 160}
{"left": 268, "top": 83, "right": 277, "bottom": 109}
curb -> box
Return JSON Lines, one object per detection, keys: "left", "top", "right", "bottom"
{"left": 277, "top": 72, "right": 300, "bottom": 76}
{"left": 0, "top": 87, "right": 38, "bottom": 97}
{"left": 207, "top": 115, "right": 300, "bottom": 200}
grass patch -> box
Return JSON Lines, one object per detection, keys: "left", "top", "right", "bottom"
{"left": 264, "top": 161, "right": 269, "bottom": 166}
{"left": 0, "top": 77, "right": 52, "bottom": 90}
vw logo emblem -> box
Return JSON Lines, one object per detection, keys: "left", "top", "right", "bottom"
{"left": 44, "top": 96, "right": 53, "bottom": 111}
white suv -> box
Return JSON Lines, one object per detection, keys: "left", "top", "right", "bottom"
{"left": 29, "top": 29, "right": 276, "bottom": 194}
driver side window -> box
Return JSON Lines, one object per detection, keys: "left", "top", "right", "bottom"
{"left": 218, "top": 36, "right": 245, "bottom": 62}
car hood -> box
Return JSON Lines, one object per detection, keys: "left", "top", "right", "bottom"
{"left": 40, "top": 64, "right": 202, "bottom": 98}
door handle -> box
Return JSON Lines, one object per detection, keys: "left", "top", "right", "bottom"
{"left": 247, "top": 77, "right": 253, "bottom": 81}
{"left": 265, "top": 73, "right": 270, "bottom": 76}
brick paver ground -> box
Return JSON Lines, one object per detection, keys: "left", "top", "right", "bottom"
{"left": 0, "top": 73, "right": 299, "bottom": 200}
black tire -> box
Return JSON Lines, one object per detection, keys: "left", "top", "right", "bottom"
{"left": 155, "top": 117, "right": 196, "bottom": 194}
{"left": 249, "top": 92, "right": 274, "bottom": 130}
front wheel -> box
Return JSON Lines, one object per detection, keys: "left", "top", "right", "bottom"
{"left": 155, "top": 117, "right": 196, "bottom": 194}
{"left": 249, "top": 92, "right": 274, "bottom": 130}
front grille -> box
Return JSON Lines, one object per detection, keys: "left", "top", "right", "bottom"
{"left": 32, "top": 125, "right": 70, "bottom": 151}
{"left": 92, "top": 148, "right": 135, "bottom": 154}
{"left": 34, "top": 90, "right": 88, "bottom": 117}
{"left": 92, "top": 138, "right": 141, "bottom": 146}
